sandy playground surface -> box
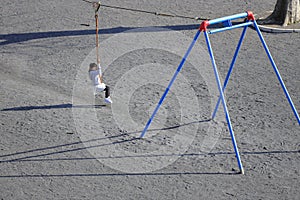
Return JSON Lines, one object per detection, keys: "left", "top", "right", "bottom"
{"left": 0, "top": 0, "right": 299, "bottom": 199}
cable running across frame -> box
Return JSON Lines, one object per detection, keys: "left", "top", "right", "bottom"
{"left": 82, "top": 0, "right": 210, "bottom": 21}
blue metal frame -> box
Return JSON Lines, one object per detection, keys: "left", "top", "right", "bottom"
{"left": 211, "top": 20, "right": 300, "bottom": 125}
{"left": 212, "top": 24, "right": 249, "bottom": 119}
{"left": 253, "top": 20, "right": 300, "bottom": 124}
{"left": 140, "top": 12, "right": 300, "bottom": 174}
{"left": 140, "top": 30, "right": 202, "bottom": 138}
{"left": 204, "top": 31, "right": 244, "bottom": 174}
{"left": 208, "top": 12, "right": 248, "bottom": 25}
{"left": 209, "top": 21, "right": 252, "bottom": 34}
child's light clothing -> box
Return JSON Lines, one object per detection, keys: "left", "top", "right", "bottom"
{"left": 89, "top": 63, "right": 112, "bottom": 104}
{"left": 89, "top": 69, "right": 106, "bottom": 95}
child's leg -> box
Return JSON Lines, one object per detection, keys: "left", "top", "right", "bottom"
{"left": 104, "top": 86, "right": 110, "bottom": 98}
{"left": 104, "top": 86, "right": 112, "bottom": 104}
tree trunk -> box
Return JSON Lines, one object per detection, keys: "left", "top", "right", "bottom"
{"left": 259, "top": 0, "right": 300, "bottom": 26}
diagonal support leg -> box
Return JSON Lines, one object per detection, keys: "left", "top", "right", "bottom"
{"left": 140, "top": 30, "right": 202, "bottom": 138}
{"left": 212, "top": 25, "right": 249, "bottom": 119}
{"left": 204, "top": 31, "right": 244, "bottom": 174}
{"left": 253, "top": 21, "right": 300, "bottom": 125}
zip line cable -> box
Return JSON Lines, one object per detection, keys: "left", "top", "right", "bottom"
{"left": 82, "top": 0, "right": 210, "bottom": 21}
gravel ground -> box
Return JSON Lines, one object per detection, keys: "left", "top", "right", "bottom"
{"left": 1, "top": 0, "right": 299, "bottom": 199}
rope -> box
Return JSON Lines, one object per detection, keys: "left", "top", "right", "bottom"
{"left": 95, "top": 13, "right": 99, "bottom": 64}
{"left": 82, "top": 0, "right": 209, "bottom": 21}
{"left": 92, "top": 2, "right": 103, "bottom": 82}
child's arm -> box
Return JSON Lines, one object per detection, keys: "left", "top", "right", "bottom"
{"left": 97, "top": 63, "right": 102, "bottom": 77}
{"left": 97, "top": 63, "right": 103, "bottom": 84}
{"left": 97, "top": 59, "right": 102, "bottom": 76}
{"left": 96, "top": 58, "right": 103, "bottom": 83}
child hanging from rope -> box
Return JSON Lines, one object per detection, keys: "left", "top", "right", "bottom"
{"left": 87, "top": 1, "right": 112, "bottom": 103}
{"left": 89, "top": 59, "right": 112, "bottom": 104}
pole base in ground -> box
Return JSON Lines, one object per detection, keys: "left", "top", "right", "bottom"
{"left": 240, "top": 168, "right": 245, "bottom": 175}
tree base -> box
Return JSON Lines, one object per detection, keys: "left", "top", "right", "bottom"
{"left": 257, "top": 0, "right": 300, "bottom": 27}
{"left": 256, "top": 11, "right": 300, "bottom": 27}
{"left": 257, "top": 10, "right": 288, "bottom": 26}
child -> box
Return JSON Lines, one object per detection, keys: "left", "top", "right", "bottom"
{"left": 89, "top": 62, "right": 112, "bottom": 104}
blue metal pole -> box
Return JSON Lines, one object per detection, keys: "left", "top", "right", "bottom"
{"left": 212, "top": 24, "right": 249, "bottom": 119}
{"left": 140, "top": 30, "right": 202, "bottom": 138}
{"left": 204, "top": 31, "right": 244, "bottom": 174}
{"left": 208, "top": 12, "right": 248, "bottom": 26}
{"left": 209, "top": 21, "right": 253, "bottom": 34}
{"left": 253, "top": 20, "right": 300, "bottom": 125}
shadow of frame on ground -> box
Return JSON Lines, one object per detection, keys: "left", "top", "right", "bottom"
{"left": 0, "top": 171, "right": 238, "bottom": 178}
{"left": 0, "top": 149, "right": 298, "bottom": 178}
{"left": 1, "top": 104, "right": 298, "bottom": 164}
{"left": 0, "top": 24, "right": 199, "bottom": 46}
{"left": 0, "top": 117, "right": 298, "bottom": 177}
{"left": 0, "top": 21, "right": 249, "bottom": 46}
{"left": 1, "top": 103, "right": 106, "bottom": 111}
{"left": 0, "top": 118, "right": 211, "bottom": 162}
